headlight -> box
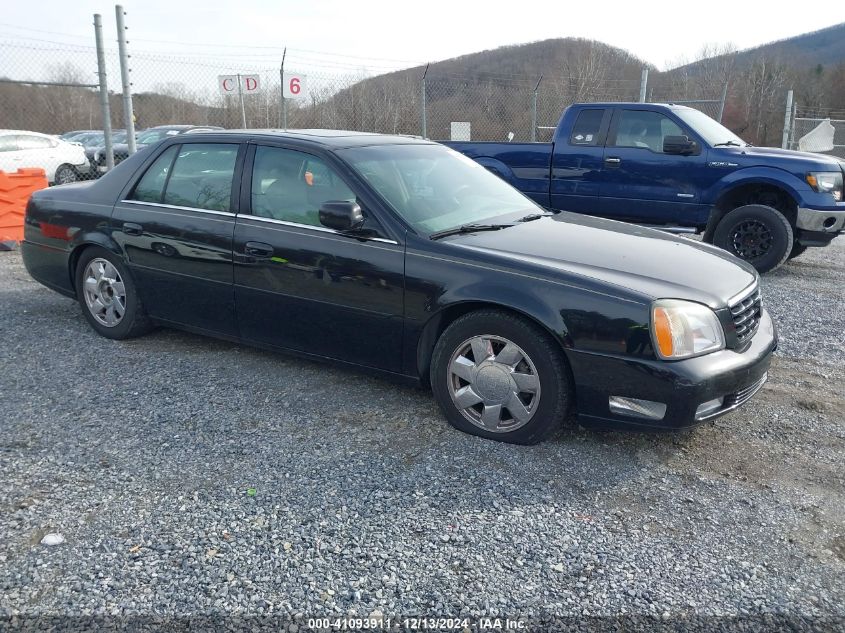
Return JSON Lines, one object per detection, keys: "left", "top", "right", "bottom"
{"left": 651, "top": 300, "right": 725, "bottom": 360}
{"left": 94, "top": 150, "right": 101, "bottom": 162}
{"left": 806, "top": 171, "right": 843, "bottom": 201}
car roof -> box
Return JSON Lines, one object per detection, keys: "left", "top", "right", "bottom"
{"left": 571, "top": 102, "right": 696, "bottom": 111}
{"left": 0, "top": 129, "right": 57, "bottom": 137}
{"left": 196, "top": 129, "right": 434, "bottom": 149}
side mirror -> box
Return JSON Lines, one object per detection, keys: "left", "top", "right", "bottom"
{"left": 663, "top": 135, "right": 698, "bottom": 155}
{"left": 319, "top": 200, "right": 364, "bottom": 232}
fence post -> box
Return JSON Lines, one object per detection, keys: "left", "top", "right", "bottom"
{"left": 781, "top": 89, "right": 794, "bottom": 149}
{"left": 93, "top": 14, "right": 114, "bottom": 171}
{"left": 639, "top": 68, "right": 648, "bottom": 103}
{"left": 115, "top": 5, "right": 136, "bottom": 155}
{"left": 718, "top": 81, "right": 728, "bottom": 123}
{"left": 280, "top": 48, "right": 287, "bottom": 130}
{"left": 420, "top": 64, "right": 429, "bottom": 138}
{"left": 236, "top": 73, "right": 247, "bottom": 128}
{"left": 531, "top": 75, "right": 543, "bottom": 142}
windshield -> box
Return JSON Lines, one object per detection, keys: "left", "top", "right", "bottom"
{"left": 336, "top": 144, "right": 538, "bottom": 234}
{"left": 674, "top": 108, "right": 747, "bottom": 146}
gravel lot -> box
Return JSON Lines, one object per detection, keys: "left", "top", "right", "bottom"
{"left": 1, "top": 241, "right": 843, "bottom": 631}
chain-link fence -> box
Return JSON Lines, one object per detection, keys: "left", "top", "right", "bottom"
{"left": 0, "top": 27, "right": 731, "bottom": 185}
{"left": 788, "top": 105, "right": 845, "bottom": 159}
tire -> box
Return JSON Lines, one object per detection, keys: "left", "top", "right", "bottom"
{"left": 74, "top": 246, "right": 152, "bottom": 340}
{"left": 788, "top": 243, "right": 808, "bottom": 260}
{"left": 430, "top": 309, "right": 573, "bottom": 445}
{"left": 712, "top": 204, "right": 793, "bottom": 274}
{"left": 53, "top": 164, "right": 78, "bottom": 185}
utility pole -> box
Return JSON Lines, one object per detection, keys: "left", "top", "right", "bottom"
{"left": 280, "top": 48, "right": 287, "bottom": 130}
{"left": 639, "top": 68, "right": 648, "bottom": 103}
{"left": 93, "top": 14, "right": 114, "bottom": 170}
{"left": 237, "top": 73, "right": 247, "bottom": 128}
{"left": 781, "top": 89, "right": 794, "bottom": 149}
{"left": 115, "top": 5, "right": 136, "bottom": 154}
{"left": 420, "top": 63, "right": 429, "bottom": 138}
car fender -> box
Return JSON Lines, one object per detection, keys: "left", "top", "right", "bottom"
{"left": 470, "top": 157, "right": 518, "bottom": 184}
{"left": 703, "top": 166, "right": 811, "bottom": 208}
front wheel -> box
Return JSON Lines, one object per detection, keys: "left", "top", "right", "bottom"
{"left": 75, "top": 247, "right": 152, "bottom": 340}
{"left": 430, "top": 309, "right": 573, "bottom": 445}
{"left": 712, "top": 204, "right": 793, "bottom": 273}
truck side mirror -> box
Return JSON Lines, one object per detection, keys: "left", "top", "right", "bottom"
{"left": 663, "top": 135, "right": 699, "bottom": 155}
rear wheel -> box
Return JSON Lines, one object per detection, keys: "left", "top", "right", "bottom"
{"left": 712, "top": 204, "right": 793, "bottom": 273}
{"left": 53, "top": 164, "right": 78, "bottom": 185}
{"left": 430, "top": 309, "right": 572, "bottom": 445}
{"left": 75, "top": 247, "right": 152, "bottom": 340}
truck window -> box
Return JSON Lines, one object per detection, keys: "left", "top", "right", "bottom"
{"left": 613, "top": 110, "right": 684, "bottom": 153}
{"left": 569, "top": 109, "right": 605, "bottom": 146}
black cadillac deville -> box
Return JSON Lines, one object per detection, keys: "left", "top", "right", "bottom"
{"left": 21, "top": 130, "right": 776, "bottom": 444}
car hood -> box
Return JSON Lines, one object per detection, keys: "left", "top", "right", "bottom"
{"left": 445, "top": 213, "right": 757, "bottom": 308}
{"left": 720, "top": 145, "right": 844, "bottom": 170}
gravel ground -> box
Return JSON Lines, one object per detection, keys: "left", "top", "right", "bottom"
{"left": 0, "top": 241, "right": 843, "bottom": 631}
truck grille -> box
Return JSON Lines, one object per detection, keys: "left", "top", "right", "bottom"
{"left": 729, "top": 286, "right": 762, "bottom": 344}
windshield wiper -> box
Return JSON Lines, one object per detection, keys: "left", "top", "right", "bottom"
{"left": 713, "top": 140, "right": 743, "bottom": 147}
{"left": 517, "top": 211, "right": 554, "bottom": 222}
{"left": 429, "top": 223, "right": 514, "bottom": 240}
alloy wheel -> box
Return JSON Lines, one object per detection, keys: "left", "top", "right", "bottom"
{"left": 730, "top": 220, "right": 773, "bottom": 261}
{"left": 447, "top": 334, "right": 541, "bottom": 433}
{"left": 82, "top": 258, "right": 127, "bottom": 327}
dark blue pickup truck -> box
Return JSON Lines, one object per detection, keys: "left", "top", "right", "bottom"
{"left": 444, "top": 103, "right": 845, "bottom": 272}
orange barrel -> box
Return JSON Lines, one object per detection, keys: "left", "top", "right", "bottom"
{"left": 0, "top": 168, "right": 49, "bottom": 249}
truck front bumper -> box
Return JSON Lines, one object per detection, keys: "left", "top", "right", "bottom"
{"left": 568, "top": 309, "right": 777, "bottom": 431}
{"left": 796, "top": 206, "right": 845, "bottom": 233}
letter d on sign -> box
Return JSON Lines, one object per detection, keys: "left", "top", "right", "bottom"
{"left": 242, "top": 75, "right": 261, "bottom": 94}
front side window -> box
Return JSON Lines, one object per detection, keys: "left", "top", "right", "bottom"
{"left": 17, "top": 135, "right": 55, "bottom": 150}
{"left": 569, "top": 109, "right": 605, "bottom": 145}
{"left": 613, "top": 110, "right": 684, "bottom": 152}
{"left": 250, "top": 146, "right": 356, "bottom": 226}
{"left": 0, "top": 136, "right": 17, "bottom": 152}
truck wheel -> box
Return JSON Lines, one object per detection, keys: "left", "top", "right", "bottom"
{"left": 788, "top": 243, "right": 807, "bottom": 260}
{"left": 712, "top": 204, "right": 793, "bottom": 273}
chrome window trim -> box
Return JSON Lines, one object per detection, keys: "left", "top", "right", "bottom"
{"left": 121, "top": 199, "right": 233, "bottom": 217}
{"left": 238, "top": 214, "right": 398, "bottom": 245}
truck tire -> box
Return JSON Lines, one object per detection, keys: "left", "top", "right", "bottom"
{"left": 788, "top": 243, "right": 808, "bottom": 260}
{"left": 712, "top": 204, "right": 793, "bottom": 274}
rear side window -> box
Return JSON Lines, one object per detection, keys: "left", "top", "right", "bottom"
{"left": 17, "top": 135, "right": 55, "bottom": 149}
{"left": 569, "top": 109, "right": 605, "bottom": 145}
{"left": 130, "top": 143, "right": 239, "bottom": 212}
{"left": 163, "top": 144, "right": 239, "bottom": 212}
{"left": 131, "top": 146, "right": 178, "bottom": 204}
{"left": 0, "top": 136, "right": 17, "bottom": 152}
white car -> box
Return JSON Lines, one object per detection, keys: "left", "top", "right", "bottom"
{"left": 0, "top": 130, "right": 89, "bottom": 184}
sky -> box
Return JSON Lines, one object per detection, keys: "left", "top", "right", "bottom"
{"left": 1, "top": 0, "right": 842, "bottom": 74}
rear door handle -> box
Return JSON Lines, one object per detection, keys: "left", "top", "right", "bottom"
{"left": 604, "top": 157, "right": 621, "bottom": 165}
{"left": 244, "top": 241, "right": 273, "bottom": 258}
{"left": 123, "top": 222, "right": 143, "bottom": 235}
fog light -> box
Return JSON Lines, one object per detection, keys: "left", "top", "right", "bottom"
{"left": 695, "top": 397, "right": 724, "bottom": 420}
{"left": 609, "top": 396, "right": 667, "bottom": 420}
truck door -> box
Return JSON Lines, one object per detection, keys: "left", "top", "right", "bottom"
{"left": 598, "top": 108, "right": 709, "bottom": 226}
{"left": 549, "top": 108, "right": 611, "bottom": 214}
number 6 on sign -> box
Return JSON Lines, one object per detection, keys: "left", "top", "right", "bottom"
{"left": 283, "top": 74, "right": 307, "bottom": 99}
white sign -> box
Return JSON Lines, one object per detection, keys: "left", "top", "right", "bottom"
{"left": 283, "top": 74, "right": 307, "bottom": 99}
{"left": 218, "top": 74, "right": 261, "bottom": 95}
{"left": 450, "top": 122, "right": 471, "bottom": 141}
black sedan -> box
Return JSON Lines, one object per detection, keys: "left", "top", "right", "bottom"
{"left": 21, "top": 130, "right": 776, "bottom": 444}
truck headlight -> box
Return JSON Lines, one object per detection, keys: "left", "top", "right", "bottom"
{"left": 806, "top": 172, "right": 843, "bottom": 201}
{"left": 651, "top": 300, "right": 725, "bottom": 360}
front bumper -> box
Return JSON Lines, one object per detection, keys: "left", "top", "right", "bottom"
{"left": 569, "top": 309, "right": 777, "bottom": 430}
{"left": 796, "top": 206, "right": 845, "bottom": 233}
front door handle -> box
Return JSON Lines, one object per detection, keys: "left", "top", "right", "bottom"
{"left": 604, "top": 157, "right": 622, "bottom": 165}
{"left": 244, "top": 241, "right": 273, "bottom": 258}
{"left": 123, "top": 222, "right": 143, "bottom": 236}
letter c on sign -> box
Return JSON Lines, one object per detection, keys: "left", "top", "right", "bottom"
{"left": 222, "top": 78, "right": 234, "bottom": 92}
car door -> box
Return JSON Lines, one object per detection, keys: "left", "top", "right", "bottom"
{"left": 233, "top": 143, "right": 405, "bottom": 372}
{"left": 598, "top": 108, "right": 708, "bottom": 224}
{"left": 112, "top": 141, "right": 243, "bottom": 335}
{"left": 549, "top": 107, "right": 611, "bottom": 213}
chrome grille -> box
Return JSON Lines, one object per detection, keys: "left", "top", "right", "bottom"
{"left": 729, "top": 286, "right": 762, "bottom": 344}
